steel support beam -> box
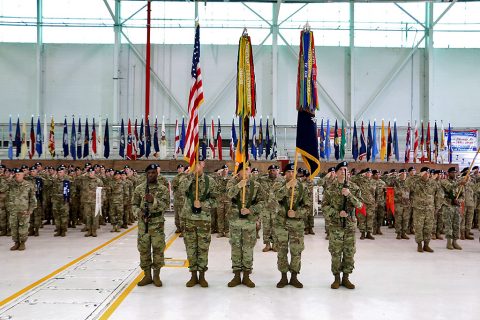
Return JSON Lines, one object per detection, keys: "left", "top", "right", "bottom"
{"left": 394, "top": 2, "right": 426, "bottom": 29}
{"left": 272, "top": 0, "right": 282, "bottom": 120}
{"left": 113, "top": 0, "right": 121, "bottom": 123}
{"left": 346, "top": 0, "right": 354, "bottom": 125}
{"left": 242, "top": 2, "right": 272, "bottom": 27}
{"left": 121, "top": 3, "right": 147, "bottom": 25}
{"left": 36, "top": 0, "right": 43, "bottom": 116}
{"left": 422, "top": 1, "right": 434, "bottom": 123}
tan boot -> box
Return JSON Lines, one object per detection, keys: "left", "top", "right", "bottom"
{"left": 446, "top": 238, "right": 454, "bottom": 250}
{"left": 137, "top": 269, "right": 153, "bottom": 286}
{"left": 271, "top": 243, "right": 277, "bottom": 252}
{"left": 84, "top": 230, "right": 92, "bottom": 237}
{"left": 262, "top": 243, "right": 271, "bottom": 252}
{"left": 289, "top": 272, "right": 303, "bottom": 288}
{"left": 417, "top": 242, "right": 424, "bottom": 253}
{"left": 423, "top": 241, "right": 434, "bottom": 253}
{"left": 227, "top": 271, "right": 242, "bottom": 287}
{"left": 396, "top": 233, "right": 401, "bottom": 240}
{"left": 242, "top": 271, "right": 255, "bottom": 288}
{"left": 376, "top": 227, "right": 383, "bottom": 235}
{"left": 28, "top": 226, "right": 34, "bottom": 236}
{"left": 153, "top": 269, "right": 162, "bottom": 287}
{"left": 10, "top": 242, "right": 19, "bottom": 251}
{"left": 309, "top": 228, "right": 315, "bottom": 235}
{"left": 436, "top": 233, "right": 443, "bottom": 240}
{"left": 54, "top": 230, "right": 61, "bottom": 237}
{"left": 276, "top": 272, "right": 288, "bottom": 288}
{"left": 465, "top": 230, "right": 474, "bottom": 240}
{"left": 342, "top": 273, "right": 355, "bottom": 289}
{"left": 91, "top": 229, "right": 97, "bottom": 237}
{"left": 431, "top": 233, "right": 437, "bottom": 240}
{"left": 331, "top": 274, "right": 341, "bottom": 289}
{"left": 186, "top": 271, "right": 198, "bottom": 287}
{"left": 18, "top": 242, "right": 26, "bottom": 251}
{"left": 401, "top": 233, "right": 410, "bottom": 240}
{"left": 452, "top": 239, "right": 462, "bottom": 250}
{"left": 360, "top": 232, "right": 365, "bottom": 240}
{"left": 198, "top": 271, "right": 208, "bottom": 288}
{"left": 460, "top": 230, "right": 465, "bottom": 240}
{"left": 366, "top": 232, "right": 375, "bottom": 240}
{"left": 34, "top": 228, "right": 39, "bottom": 237}
{"left": 216, "top": 232, "right": 225, "bottom": 238}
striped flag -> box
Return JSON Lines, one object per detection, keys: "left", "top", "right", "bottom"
{"left": 413, "top": 121, "right": 419, "bottom": 163}
{"left": 174, "top": 119, "right": 180, "bottom": 159}
{"left": 217, "top": 117, "right": 223, "bottom": 160}
{"left": 405, "top": 122, "right": 411, "bottom": 163}
{"left": 359, "top": 121, "right": 366, "bottom": 161}
{"left": 48, "top": 117, "right": 55, "bottom": 158}
{"left": 184, "top": 23, "right": 204, "bottom": 169}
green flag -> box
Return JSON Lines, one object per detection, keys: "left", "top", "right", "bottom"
{"left": 340, "top": 119, "right": 346, "bottom": 160}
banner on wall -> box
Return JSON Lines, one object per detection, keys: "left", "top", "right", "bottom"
{"left": 445, "top": 129, "right": 478, "bottom": 151}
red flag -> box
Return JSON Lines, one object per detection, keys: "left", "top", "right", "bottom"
{"left": 426, "top": 121, "right": 431, "bottom": 163}
{"left": 413, "top": 122, "right": 419, "bottom": 163}
{"left": 133, "top": 119, "right": 139, "bottom": 158}
{"left": 386, "top": 187, "right": 395, "bottom": 215}
{"left": 209, "top": 118, "right": 215, "bottom": 159}
{"left": 126, "top": 119, "right": 135, "bottom": 160}
{"left": 420, "top": 121, "right": 425, "bottom": 163}
{"left": 355, "top": 203, "right": 367, "bottom": 217}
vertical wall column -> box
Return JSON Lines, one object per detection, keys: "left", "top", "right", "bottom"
{"left": 113, "top": 0, "right": 121, "bottom": 123}
{"left": 271, "top": 2, "right": 281, "bottom": 121}
{"left": 346, "top": 0, "right": 355, "bottom": 125}
{"left": 36, "top": 0, "right": 44, "bottom": 116}
{"left": 422, "top": 1, "right": 434, "bottom": 123}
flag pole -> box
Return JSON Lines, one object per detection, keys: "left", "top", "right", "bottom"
{"left": 456, "top": 148, "right": 480, "bottom": 199}
{"left": 289, "top": 149, "right": 299, "bottom": 210}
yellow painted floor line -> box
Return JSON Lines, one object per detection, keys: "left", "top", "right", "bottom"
{"left": 98, "top": 232, "right": 180, "bottom": 320}
{"left": 0, "top": 225, "right": 138, "bottom": 308}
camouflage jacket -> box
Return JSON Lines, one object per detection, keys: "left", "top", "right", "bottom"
{"left": 440, "top": 178, "right": 464, "bottom": 208}
{"left": 273, "top": 179, "right": 308, "bottom": 225}
{"left": 178, "top": 173, "right": 218, "bottom": 221}
{"left": 352, "top": 175, "right": 376, "bottom": 205}
{"left": 410, "top": 177, "right": 437, "bottom": 209}
{"left": 227, "top": 177, "right": 266, "bottom": 223}
{"left": 390, "top": 177, "right": 410, "bottom": 206}
{"left": 6, "top": 179, "right": 37, "bottom": 213}
{"left": 50, "top": 175, "right": 72, "bottom": 203}
{"left": 111, "top": 179, "right": 128, "bottom": 205}
{"left": 80, "top": 176, "right": 104, "bottom": 204}
{"left": 132, "top": 180, "right": 169, "bottom": 223}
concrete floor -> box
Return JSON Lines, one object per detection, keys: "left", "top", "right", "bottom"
{"left": 1, "top": 217, "right": 479, "bottom": 320}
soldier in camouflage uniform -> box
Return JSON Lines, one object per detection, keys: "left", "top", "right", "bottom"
{"left": 258, "top": 164, "right": 281, "bottom": 251}
{"left": 133, "top": 164, "right": 170, "bottom": 287}
{"left": 99, "top": 166, "right": 110, "bottom": 226}
{"left": 440, "top": 167, "right": 465, "bottom": 250}
{"left": 178, "top": 157, "right": 218, "bottom": 288}
{"left": 460, "top": 170, "right": 475, "bottom": 240}
{"left": 322, "top": 162, "right": 363, "bottom": 290}
{"left": 51, "top": 166, "right": 71, "bottom": 237}
{"left": 389, "top": 169, "right": 411, "bottom": 239}
{"left": 122, "top": 168, "right": 135, "bottom": 228}
{"left": 209, "top": 169, "right": 221, "bottom": 235}
{"left": 409, "top": 167, "right": 436, "bottom": 253}
{"left": 80, "top": 168, "right": 104, "bottom": 237}
{"left": 273, "top": 163, "right": 308, "bottom": 288}
{"left": 0, "top": 165, "right": 10, "bottom": 236}
{"left": 431, "top": 170, "right": 445, "bottom": 240}
{"left": 26, "top": 166, "right": 43, "bottom": 237}
{"left": 318, "top": 167, "right": 336, "bottom": 240}
{"left": 302, "top": 170, "right": 315, "bottom": 235}
{"left": 171, "top": 164, "right": 186, "bottom": 235}
{"left": 110, "top": 170, "right": 127, "bottom": 232}
{"left": 405, "top": 167, "right": 417, "bottom": 234}
{"left": 216, "top": 164, "right": 232, "bottom": 238}
{"left": 351, "top": 168, "right": 376, "bottom": 240}
{"left": 6, "top": 168, "right": 37, "bottom": 250}
{"left": 372, "top": 170, "right": 387, "bottom": 235}
{"left": 226, "top": 162, "right": 266, "bottom": 288}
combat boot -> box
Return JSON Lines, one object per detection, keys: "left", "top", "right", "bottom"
{"left": 276, "top": 273, "right": 288, "bottom": 288}
{"left": 289, "top": 272, "right": 303, "bottom": 288}
{"left": 227, "top": 271, "right": 242, "bottom": 287}
{"left": 417, "top": 242, "right": 423, "bottom": 252}
{"left": 84, "top": 230, "right": 92, "bottom": 237}
{"left": 198, "top": 271, "right": 208, "bottom": 288}
{"left": 18, "top": 242, "right": 25, "bottom": 251}
{"left": 81, "top": 226, "right": 88, "bottom": 232}
{"left": 34, "top": 228, "right": 39, "bottom": 237}
{"left": 396, "top": 233, "right": 401, "bottom": 240}
{"left": 242, "top": 271, "right": 255, "bottom": 288}
{"left": 436, "top": 233, "right": 443, "bottom": 240}
{"left": 309, "top": 228, "right": 315, "bottom": 235}
{"left": 341, "top": 274, "right": 355, "bottom": 289}
{"left": 446, "top": 238, "right": 454, "bottom": 250}
{"left": 256, "top": 229, "right": 260, "bottom": 240}
{"left": 60, "top": 228, "right": 66, "bottom": 237}
{"left": 460, "top": 230, "right": 465, "bottom": 240}
{"left": 153, "top": 269, "right": 162, "bottom": 287}
{"left": 423, "top": 241, "right": 434, "bottom": 253}
{"left": 186, "top": 271, "right": 198, "bottom": 287}
{"left": 452, "top": 239, "right": 462, "bottom": 250}
{"left": 366, "top": 232, "right": 375, "bottom": 240}
{"left": 331, "top": 274, "right": 341, "bottom": 289}
{"left": 431, "top": 233, "right": 437, "bottom": 240}
{"left": 137, "top": 269, "right": 153, "bottom": 286}
{"left": 10, "top": 242, "right": 19, "bottom": 251}
{"left": 304, "top": 228, "right": 309, "bottom": 235}
{"left": 360, "top": 232, "right": 365, "bottom": 240}
{"left": 216, "top": 232, "right": 225, "bottom": 238}
{"left": 376, "top": 227, "right": 383, "bottom": 235}
{"left": 271, "top": 243, "right": 277, "bottom": 252}
{"left": 54, "top": 229, "right": 61, "bottom": 237}
{"left": 401, "top": 233, "right": 410, "bottom": 240}
{"left": 465, "top": 230, "right": 474, "bottom": 240}
{"left": 262, "top": 243, "right": 271, "bottom": 252}
{"left": 28, "top": 226, "right": 34, "bottom": 236}
{"left": 0, "top": 230, "right": 6, "bottom": 236}
{"left": 91, "top": 229, "right": 97, "bottom": 237}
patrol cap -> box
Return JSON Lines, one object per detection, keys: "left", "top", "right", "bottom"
{"left": 420, "top": 167, "right": 430, "bottom": 173}
{"left": 177, "top": 164, "right": 184, "bottom": 170}
{"left": 462, "top": 171, "right": 468, "bottom": 177}
{"left": 460, "top": 167, "right": 468, "bottom": 173}
{"left": 121, "top": 170, "right": 127, "bottom": 175}
{"left": 383, "top": 171, "right": 389, "bottom": 175}
{"left": 297, "top": 168, "right": 305, "bottom": 175}
{"left": 106, "top": 168, "right": 114, "bottom": 173}
{"left": 358, "top": 169, "right": 365, "bottom": 175}
{"left": 448, "top": 167, "right": 457, "bottom": 173}
{"left": 34, "top": 162, "right": 42, "bottom": 166}
{"left": 221, "top": 164, "right": 229, "bottom": 170}
{"left": 284, "top": 163, "right": 295, "bottom": 172}
{"left": 114, "top": 170, "right": 122, "bottom": 175}
{"left": 304, "top": 170, "right": 310, "bottom": 177}
{"left": 145, "top": 164, "right": 158, "bottom": 172}
{"left": 13, "top": 168, "right": 22, "bottom": 174}
{"left": 327, "top": 167, "right": 335, "bottom": 173}
{"left": 335, "top": 161, "right": 348, "bottom": 172}
{"left": 251, "top": 168, "right": 259, "bottom": 173}
{"left": 372, "top": 169, "right": 379, "bottom": 175}
{"left": 75, "top": 166, "right": 81, "bottom": 171}
{"left": 408, "top": 167, "right": 416, "bottom": 172}
{"left": 433, "top": 170, "right": 441, "bottom": 175}
{"left": 399, "top": 169, "right": 407, "bottom": 173}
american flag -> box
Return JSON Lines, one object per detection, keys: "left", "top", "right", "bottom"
{"left": 174, "top": 119, "right": 180, "bottom": 159}
{"left": 184, "top": 24, "right": 204, "bottom": 168}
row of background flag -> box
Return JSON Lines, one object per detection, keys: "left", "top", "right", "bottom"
{"left": 1, "top": 115, "right": 453, "bottom": 164}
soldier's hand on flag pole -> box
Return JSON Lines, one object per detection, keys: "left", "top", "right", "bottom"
{"left": 194, "top": 200, "right": 201, "bottom": 208}
{"left": 241, "top": 208, "right": 251, "bottom": 215}
{"left": 286, "top": 178, "right": 297, "bottom": 189}
{"left": 144, "top": 193, "right": 154, "bottom": 203}
{"left": 341, "top": 188, "right": 351, "bottom": 197}
{"left": 340, "top": 210, "right": 348, "bottom": 218}
{"left": 287, "top": 210, "right": 296, "bottom": 218}
{"left": 237, "top": 179, "right": 247, "bottom": 189}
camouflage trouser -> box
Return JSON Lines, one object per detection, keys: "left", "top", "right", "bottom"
{"left": 137, "top": 219, "right": 165, "bottom": 271}
{"left": 69, "top": 197, "right": 79, "bottom": 225}
{"left": 303, "top": 206, "right": 314, "bottom": 230}
{"left": 324, "top": 209, "right": 330, "bottom": 234}
{"left": 328, "top": 227, "right": 356, "bottom": 275}
{"left": 357, "top": 204, "right": 375, "bottom": 233}
{"left": 84, "top": 203, "right": 99, "bottom": 232}
{"left": 373, "top": 205, "right": 385, "bottom": 231}
{"left": 229, "top": 220, "right": 257, "bottom": 272}
{"left": 173, "top": 201, "right": 183, "bottom": 232}
{"left": 432, "top": 208, "right": 443, "bottom": 234}
{"left": 408, "top": 207, "right": 414, "bottom": 231}
{"left": 52, "top": 200, "right": 69, "bottom": 231}
{"left": 0, "top": 203, "right": 11, "bottom": 234}
{"left": 394, "top": 204, "right": 410, "bottom": 235}
{"left": 30, "top": 206, "right": 43, "bottom": 229}
{"left": 44, "top": 197, "right": 53, "bottom": 222}
{"left": 210, "top": 208, "right": 218, "bottom": 232}
{"left": 123, "top": 203, "right": 131, "bottom": 226}
{"left": 442, "top": 205, "right": 460, "bottom": 240}
{"left": 261, "top": 209, "right": 275, "bottom": 245}
{"left": 9, "top": 211, "right": 30, "bottom": 243}
{"left": 460, "top": 206, "right": 474, "bottom": 232}
{"left": 275, "top": 219, "right": 305, "bottom": 273}
{"left": 217, "top": 200, "right": 231, "bottom": 234}
{"left": 184, "top": 219, "right": 211, "bottom": 272}
{"left": 413, "top": 207, "right": 434, "bottom": 243}
{"left": 110, "top": 202, "right": 123, "bottom": 227}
